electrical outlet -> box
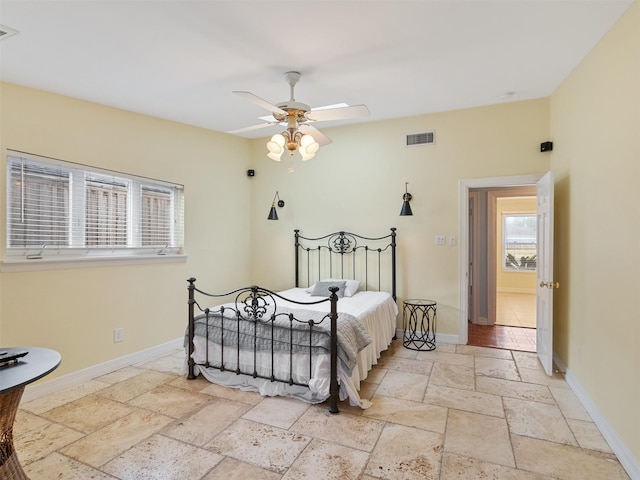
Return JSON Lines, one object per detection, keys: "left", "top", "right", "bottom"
{"left": 435, "top": 235, "right": 446, "bottom": 245}
{"left": 114, "top": 328, "right": 124, "bottom": 343}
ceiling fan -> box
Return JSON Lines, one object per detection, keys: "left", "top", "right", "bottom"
{"left": 228, "top": 71, "right": 370, "bottom": 162}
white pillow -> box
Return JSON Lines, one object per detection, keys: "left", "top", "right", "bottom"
{"left": 306, "top": 278, "right": 360, "bottom": 297}
{"left": 310, "top": 280, "right": 346, "bottom": 298}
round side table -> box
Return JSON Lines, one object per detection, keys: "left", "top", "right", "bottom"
{"left": 402, "top": 299, "right": 437, "bottom": 351}
{"left": 0, "top": 347, "right": 61, "bottom": 480}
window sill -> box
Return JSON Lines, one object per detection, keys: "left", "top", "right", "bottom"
{"left": 0, "top": 254, "right": 188, "bottom": 273}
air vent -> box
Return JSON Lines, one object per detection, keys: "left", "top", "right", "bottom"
{"left": 0, "top": 25, "right": 18, "bottom": 42}
{"left": 405, "top": 131, "right": 435, "bottom": 147}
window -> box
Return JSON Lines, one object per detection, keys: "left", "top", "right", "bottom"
{"left": 6, "top": 151, "right": 184, "bottom": 259}
{"left": 502, "top": 214, "right": 536, "bottom": 271}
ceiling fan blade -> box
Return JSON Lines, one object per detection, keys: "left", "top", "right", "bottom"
{"left": 226, "top": 122, "right": 277, "bottom": 134}
{"left": 299, "top": 124, "right": 333, "bottom": 146}
{"left": 233, "top": 91, "right": 287, "bottom": 115}
{"left": 306, "top": 104, "right": 370, "bottom": 122}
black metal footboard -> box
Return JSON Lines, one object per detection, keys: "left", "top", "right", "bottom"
{"left": 187, "top": 278, "right": 341, "bottom": 413}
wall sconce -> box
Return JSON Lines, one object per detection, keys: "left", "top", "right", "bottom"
{"left": 400, "top": 182, "right": 413, "bottom": 216}
{"left": 267, "top": 191, "right": 285, "bottom": 220}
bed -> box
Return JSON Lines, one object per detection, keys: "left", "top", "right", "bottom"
{"left": 186, "top": 228, "right": 398, "bottom": 413}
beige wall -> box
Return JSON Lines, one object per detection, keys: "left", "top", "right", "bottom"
{"left": 0, "top": 82, "right": 253, "bottom": 379}
{"left": 550, "top": 1, "right": 640, "bottom": 463}
{"left": 248, "top": 99, "right": 550, "bottom": 335}
{"left": 496, "top": 196, "right": 537, "bottom": 293}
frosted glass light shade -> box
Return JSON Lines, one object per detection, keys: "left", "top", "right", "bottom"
{"left": 299, "top": 134, "right": 319, "bottom": 161}
{"left": 300, "top": 134, "right": 315, "bottom": 147}
{"left": 266, "top": 134, "right": 285, "bottom": 161}
{"left": 300, "top": 150, "right": 316, "bottom": 161}
{"left": 270, "top": 134, "right": 285, "bottom": 147}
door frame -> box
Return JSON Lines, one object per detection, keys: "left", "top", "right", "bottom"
{"left": 458, "top": 174, "right": 543, "bottom": 344}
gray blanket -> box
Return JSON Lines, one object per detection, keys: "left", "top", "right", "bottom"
{"left": 191, "top": 305, "right": 371, "bottom": 371}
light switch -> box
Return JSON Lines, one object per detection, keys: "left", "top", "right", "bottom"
{"left": 448, "top": 235, "right": 457, "bottom": 246}
{"left": 435, "top": 235, "right": 446, "bottom": 245}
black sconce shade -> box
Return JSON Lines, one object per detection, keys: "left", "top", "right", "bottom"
{"left": 400, "top": 182, "right": 413, "bottom": 216}
{"left": 267, "top": 191, "right": 284, "bottom": 220}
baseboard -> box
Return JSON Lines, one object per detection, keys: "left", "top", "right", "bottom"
{"left": 436, "top": 333, "right": 459, "bottom": 344}
{"left": 22, "top": 337, "right": 184, "bottom": 403}
{"left": 394, "top": 329, "right": 459, "bottom": 345}
{"left": 553, "top": 351, "right": 568, "bottom": 373}
{"left": 564, "top": 368, "right": 639, "bottom": 480}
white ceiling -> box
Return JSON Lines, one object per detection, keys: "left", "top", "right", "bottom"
{"left": 0, "top": 1, "right": 633, "bottom": 139}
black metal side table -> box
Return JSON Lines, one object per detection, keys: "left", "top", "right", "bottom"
{"left": 402, "top": 299, "right": 437, "bottom": 351}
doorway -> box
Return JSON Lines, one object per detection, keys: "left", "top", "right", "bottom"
{"left": 494, "top": 194, "right": 537, "bottom": 331}
{"left": 458, "top": 174, "right": 544, "bottom": 351}
{"left": 468, "top": 187, "right": 537, "bottom": 352}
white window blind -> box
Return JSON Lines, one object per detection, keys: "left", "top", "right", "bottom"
{"left": 85, "top": 176, "right": 128, "bottom": 247}
{"left": 6, "top": 151, "right": 184, "bottom": 259}
{"left": 8, "top": 159, "right": 70, "bottom": 248}
{"left": 141, "top": 186, "right": 173, "bottom": 247}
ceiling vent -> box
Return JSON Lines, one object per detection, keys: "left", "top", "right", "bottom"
{"left": 405, "top": 131, "right": 435, "bottom": 147}
{"left": 0, "top": 25, "right": 18, "bottom": 42}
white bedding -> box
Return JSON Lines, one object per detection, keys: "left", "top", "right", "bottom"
{"left": 188, "top": 288, "right": 398, "bottom": 408}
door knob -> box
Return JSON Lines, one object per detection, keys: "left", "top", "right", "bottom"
{"left": 539, "top": 281, "right": 560, "bottom": 289}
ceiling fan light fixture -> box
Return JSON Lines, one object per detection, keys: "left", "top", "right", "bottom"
{"left": 286, "top": 140, "right": 299, "bottom": 153}
{"left": 235, "top": 71, "right": 368, "bottom": 166}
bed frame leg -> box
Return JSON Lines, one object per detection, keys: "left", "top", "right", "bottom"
{"left": 187, "top": 277, "right": 196, "bottom": 380}
{"left": 329, "top": 287, "right": 339, "bottom": 414}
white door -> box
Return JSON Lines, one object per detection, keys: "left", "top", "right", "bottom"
{"left": 536, "top": 171, "right": 555, "bottom": 376}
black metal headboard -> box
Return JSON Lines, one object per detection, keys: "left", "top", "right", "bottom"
{"left": 294, "top": 228, "right": 397, "bottom": 300}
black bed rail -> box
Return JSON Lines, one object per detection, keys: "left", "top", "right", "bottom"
{"left": 187, "top": 277, "right": 341, "bottom": 413}
{"left": 294, "top": 227, "right": 397, "bottom": 300}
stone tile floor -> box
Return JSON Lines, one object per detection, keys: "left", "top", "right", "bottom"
{"left": 14, "top": 340, "right": 630, "bottom": 479}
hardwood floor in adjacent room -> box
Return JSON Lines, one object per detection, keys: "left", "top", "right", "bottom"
{"left": 468, "top": 292, "right": 537, "bottom": 353}
{"left": 468, "top": 323, "right": 536, "bottom": 353}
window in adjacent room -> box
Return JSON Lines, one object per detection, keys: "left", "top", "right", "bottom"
{"left": 6, "top": 150, "right": 184, "bottom": 259}
{"left": 502, "top": 213, "right": 536, "bottom": 271}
